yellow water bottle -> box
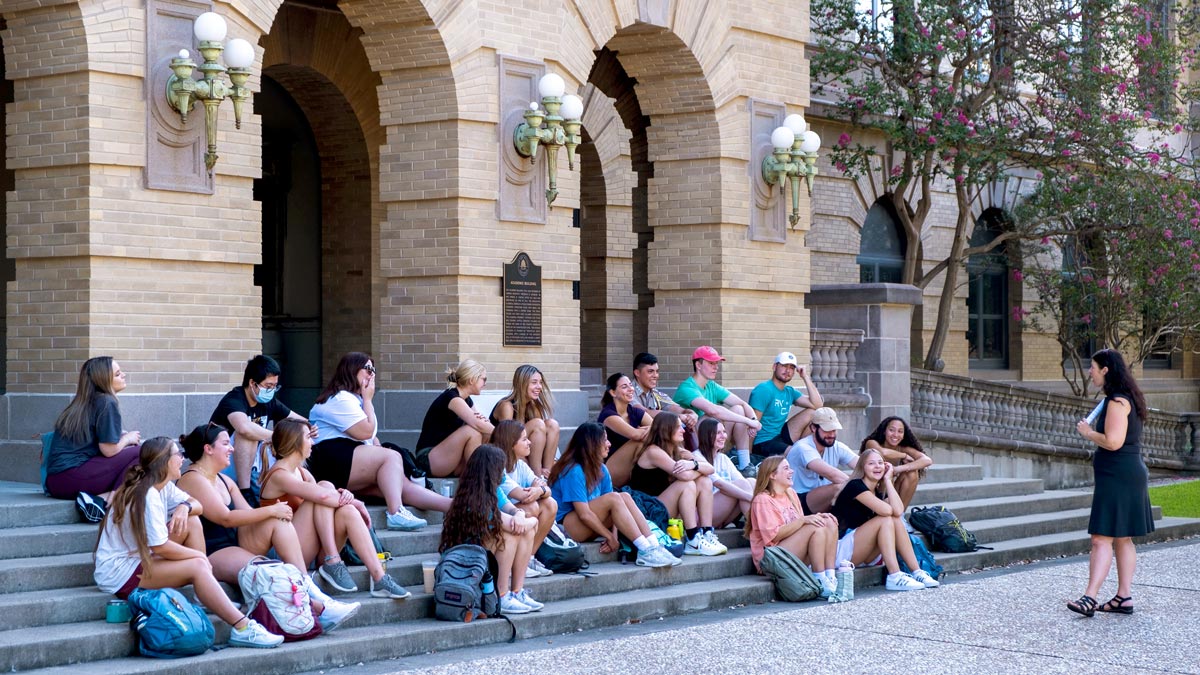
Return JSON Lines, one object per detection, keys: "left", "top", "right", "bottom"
{"left": 666, "top": 518, "right": 684, "bottom": 542}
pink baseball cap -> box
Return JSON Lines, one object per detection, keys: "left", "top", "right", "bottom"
{"left": 692, "top": 346, "right": 725, "bottom": 362}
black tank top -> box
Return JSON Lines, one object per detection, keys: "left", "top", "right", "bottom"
{"left": 627, "top": 462, "right": 671, "bottom": 497}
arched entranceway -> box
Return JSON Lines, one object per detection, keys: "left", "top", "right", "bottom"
{"left": 258, "top": 1, "right": 380, "bottom": 411}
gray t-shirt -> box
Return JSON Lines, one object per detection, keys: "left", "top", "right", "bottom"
{"left": 48, "top": 396, "right": 123, "bottom": 475}
{"left": 785, "top": 434, "right": 858, "bottom": 493}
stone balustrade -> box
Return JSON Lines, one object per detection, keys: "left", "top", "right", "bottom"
{"left": 809, "top": 328, "right": 865, "bottom": 394}
{"left": 912, "top": 369, "right": 1197, "bottom": 470}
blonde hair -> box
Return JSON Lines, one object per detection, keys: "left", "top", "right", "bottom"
{"left": 848, "top": 448, "right": 888, "bottom": 499}
{"left": 744, "top": 455, "right": 788, "bottom": 539}
{"left": 500, "top": 364, "right": 555, "bottom": 420}
{"left": 446, "top": 358, "right": 486, "bottom": 388}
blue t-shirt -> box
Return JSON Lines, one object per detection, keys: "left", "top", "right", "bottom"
{"left": 550, "top": 463, "right": 613, "bottom": 522}
{"left": 748, "top": 381, "right": 805, "bottom": 441}
{"left": 496, "top": 486, "right": 512, "bottom": 510}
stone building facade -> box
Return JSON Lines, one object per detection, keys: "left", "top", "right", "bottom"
{"left": 0, "top": 0, "right": 1194, "bottom": 479}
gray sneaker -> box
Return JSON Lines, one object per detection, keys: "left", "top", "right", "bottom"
{"left": 319, "top": 561, "right": 357, "bottom": 593}
{"left": 635, "top": 546, "right": 674, "bottom": 568}
{"left": 386, "top": 506, "right": 428, "bottom": 531}
{"left": 228, "top": 619, "right": 283, "bottom": 648}
{"left": 370, "top": 573, "right": 411, "bottom": 599}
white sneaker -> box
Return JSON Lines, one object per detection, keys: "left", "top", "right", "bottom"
{"left": 634, "top": 545, "right": 675, "bottom": 568}
{"left": 885, "top": 572, "right": 926, "bottom": 591}
{"left": 514, "top": 588, "right": 543, "bottom": 611}
{"left": 910, "top": 569, "right": 940, "bottom": 588}
{"left": 500, "top": 591, "right": 532, "bottom": 614}
{"left": 386, "top": 506, "right": 427, "bottom": 531}
{"left": 685, "top": 533, "right": 725, "bottom": 556}
{"left": 527, "top": 557, "right": 552, "bottom": 578}
{"left": 228, "top": 619, "right": 284, "bottom": 648}
{"left": 704, "top": 530, "right": 728, "bottom": 554}
{"left": 318, "top": 597, "right": 361, "bottom": 632}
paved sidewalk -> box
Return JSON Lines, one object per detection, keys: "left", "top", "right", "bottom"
{"left": 381, "top": 539, "right": 1199, "bottom": 675}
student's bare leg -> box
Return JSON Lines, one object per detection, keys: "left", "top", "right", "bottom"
{"left": 427, "top": 426, "right": 484, "bottom": 478}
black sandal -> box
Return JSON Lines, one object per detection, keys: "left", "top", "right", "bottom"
{"left": 1097, "top": 595, "right": 1134, "bottom": 614}
{"left": 1067, "top": 595, "right": 1098, "bottom": 617}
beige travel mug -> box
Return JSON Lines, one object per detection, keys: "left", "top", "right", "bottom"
{"left": 422, "top": 560, "right": 437, "bottom": 593}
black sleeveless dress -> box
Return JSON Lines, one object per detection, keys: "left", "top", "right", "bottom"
{"left": 1088, "top": 394, "right": 1155, "bottom": 537}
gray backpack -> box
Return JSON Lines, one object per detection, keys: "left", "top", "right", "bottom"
{"left": 759, "top": 546, "right": 822, "bottom": 602}
{"left": 433, "top": 544, "right": 499, "bottom": 622}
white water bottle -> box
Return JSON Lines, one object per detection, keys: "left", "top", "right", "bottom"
{"left": 836, "top": 560, "right": 854, "bottom": 602}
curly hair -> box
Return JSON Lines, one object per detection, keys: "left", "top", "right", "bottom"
{"left": 439, "top": 444, "right": 506, "bottom": 553}
{"left": 99, "top": 437, "right": 178, "bottom": 570}
{"left": 860, "top": 416, "right": 924, "bottom": 454}
{"left": 549, "top": 423, "right": 606, "bottom": 492}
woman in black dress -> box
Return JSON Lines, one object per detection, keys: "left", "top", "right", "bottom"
{"left": 1068, "top": 349, "right": 1155, "bottom": 617}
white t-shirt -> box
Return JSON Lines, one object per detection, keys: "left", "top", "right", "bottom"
{"left": 94, "top": 482, "right": 191, "bottom": 594}
{"left": 696, "top": 450, "right": 744, "bottom": 493}
{"left": 786, "top": 434, "right": 859, "bottom": 493}
{"left": 310, "top": 391, "right": 373, "bottom": 443}
{"left": 501, "top": 459, "right": 538, "bottom": 497}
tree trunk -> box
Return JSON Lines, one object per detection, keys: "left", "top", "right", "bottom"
{"left": 922, "top": 193, "right": 972, "bottom": 371}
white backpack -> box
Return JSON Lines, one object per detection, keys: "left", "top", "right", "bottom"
{"left": 237, "top": 557, "right": 319, "bottom": 639}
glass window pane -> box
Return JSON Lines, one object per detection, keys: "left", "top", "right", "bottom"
{"left": 982, "top": 271, "right": 1005, "bottom": 315}
{"left": 982, "top": 319, "right": 1005, "bottom": 360}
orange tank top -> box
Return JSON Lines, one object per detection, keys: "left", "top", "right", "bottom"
{"left": 258, "top": 464, "right": 305, "bottom": 512}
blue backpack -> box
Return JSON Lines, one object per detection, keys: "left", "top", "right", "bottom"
{"left": 899, "top": 533, "right": 945, "bottom": 580}
{"left": 126, "top": 588, "right": 214, "bottom": 658}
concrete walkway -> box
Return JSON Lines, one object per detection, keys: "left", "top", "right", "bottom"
{"left": 374, "top": 538, "right": 1199, "bottom": 675}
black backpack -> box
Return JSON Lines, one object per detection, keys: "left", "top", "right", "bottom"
{"left": 535, "top": 523, "right": 587, "bottom": 573}
{"left": 908, "top": 505, "right": 990, "bottom": 553}
{"left": 433, "top": 544, "right": 500, "bottom": 622}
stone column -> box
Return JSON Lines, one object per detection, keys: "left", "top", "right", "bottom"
{"left": 806, "top": 283, "right": 922, "bottom": 430}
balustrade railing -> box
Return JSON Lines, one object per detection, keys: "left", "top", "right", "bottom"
{"left": 911, "top": 369, "right": 1196, "bottom": 467}
{"left": 810, "top": 328, "right": 865, "bottom": 394}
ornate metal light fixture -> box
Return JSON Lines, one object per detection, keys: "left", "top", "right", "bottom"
{"left": 513, "top": 73, "right": 585, "bottom": 206}
{"left": 165, "top": 12, "right": 255, "bottom": 173}
{"left": 762, "top": 114, "right": 822, "bottom": 227}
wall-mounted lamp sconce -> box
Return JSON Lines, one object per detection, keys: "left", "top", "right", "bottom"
{"left": 165, "top": 12, "right": 255, "bottom": 173}
{"left": 761, "top": 114, "right": 821, "bottom": 227}
{"left": 513, "top": 73, "right": 584, "bottom": 206}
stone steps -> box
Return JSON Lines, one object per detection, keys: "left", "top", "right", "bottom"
{"left": 909, "top": 477, "right": 1045, "bottom": 505}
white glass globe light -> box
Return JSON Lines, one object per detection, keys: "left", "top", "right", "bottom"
{"left": 770, "top": 126, "right": 796, "bottom": 150}
{"left": 193, "top": 12, "right": 228, "bottom": 42}
{"left": 560, "top": 94, "right": 584, "bottom": 120}
{"left": 800, "top": 130, "right": 822, "bottom": 154}
{"left": 178, "top": 49, "right": 190, "bottom": 60}
{"left": 225, "top": 38, "right": 255, "bottom": 68}
{"left": 538, "top": 73, "right": 566, "bottom": 99}
{"left": 783, "top": 114, "right": 808, "bottom": 136}
{"left": 529, "top": 101, "right": 539, "bottom": 110}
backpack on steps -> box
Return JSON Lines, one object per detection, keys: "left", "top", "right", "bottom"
{"left": 908, "top": 505, "right": 990, "bottom": 553}
{"left": 433, "top": 544, "right": 500, "bottom": 622}
{"left": 237, "top": 557, "right": 322, "bottom": 642}
{"left": 899, "top": 533, "right": 945, "bottom": 579}
{"left": 759, "top": 546, "right": 823, "bottom": 602}
{"left": 535, "top": 522, "right": 587, "bottom": 573}
{"left": 126, "top": 587, "right": 214, "bottom": 658}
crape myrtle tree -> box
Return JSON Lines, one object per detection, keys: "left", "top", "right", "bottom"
{"left": 810, "top": 0, "right": 1200, "bottom": 371}
{"left": 1013, "top": 170, "right": 1200, "bottom": 396}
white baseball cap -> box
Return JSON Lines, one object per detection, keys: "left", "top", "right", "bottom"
{"left": 774, "top": 351, "right": 799, "bottom": 366}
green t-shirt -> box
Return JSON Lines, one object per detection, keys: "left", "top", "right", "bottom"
{"left": 673, "top": 376, "right": 730, "bottom": 416}
{"left": 748, "top": 381, "right": 805, "bottom": 441}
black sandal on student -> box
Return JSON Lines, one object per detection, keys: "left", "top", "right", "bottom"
{"left": 1067, "top": 595, "right": 1098, "bottom": 617}
{"left": 1097, "top": 595, "right": 1134, "bottom": 615}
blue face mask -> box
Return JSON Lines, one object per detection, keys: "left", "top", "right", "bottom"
{"left": 254, "top": 384, "right": 276, "bottom": 404}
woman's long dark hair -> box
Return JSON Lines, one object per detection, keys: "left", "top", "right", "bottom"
{"left": 98, "top": 437, "right": 177, "bottom": 569}
{"left": 439, "top": 444, "right": 506, "bottom": 553}
{"left": 315, "top": 352, "right": 372, "bottom": 404}
{"left": 549, "top": 423, "right": 606, "bottom": 491}
{"left": 633, "top": 411, "right": 682, "bottom": 464}
{"left": 1092, "top": 349, "right": 1147, "bottom": 420}
{"left": 697, "top": 417, "right": 723, "bottom": 460}
{"left": 55, "top": 356, "right": 119, "bottom": 443}
{"left": 492, "top": 419, "right": 526, "bottom": 473}
{"left": 860, "top": 416, "right": 924, "bottom": 454}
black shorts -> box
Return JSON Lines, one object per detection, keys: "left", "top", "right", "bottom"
{"left": 752, "top": 425, "right": 794, "bottom": 458}
{"left": 308, "top": 437, "right": 361, "bottom": 488}
{"left": 797, "top": 491, "right": 814, "bottom": 516}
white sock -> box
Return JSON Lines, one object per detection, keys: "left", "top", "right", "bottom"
{"left": 821, "top": 573, "right": 837, "bottom": 592}
{"left": 633, "top": 535, "right": 654, "bottom": 552}
{"left": 736, "top": 448, "right": 750, "bottom": 468}
{"left": 824, "top": 569, "right": 836, "bottom": 585}
{"left": 887, "top": 571, "right": 904, "bottom": 580}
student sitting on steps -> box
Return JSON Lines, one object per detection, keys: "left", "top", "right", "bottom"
{"left": 260, "top": 419, "right": 411, "bottom": 600}
{"left": 549, "top": 423, "right": 680, "bottom": 569}
{"left": 744, "top": 455, "right": 838, "bottom": 596}
{"left": 860, "top": 416, "right": 932, "bottom": 510}
{"left": 176, "top": 423, "right": 362, "bottom": 632}
{"left": 489, "top": 365, "right": 561, "bottom": 478}
{"left": 93, "top": 437, "right": 282, "bottom": 649}
{"left": 415, "top": 359, "right": 495, "bottom": 478}
{"left": 493, "top": 420, "right": 558, "bottom": 579}
{"left": 695, "top": 417, "right": 754, "bottom": 529}
{"left": 439, "top": 444, "right": 544, "bottom": 615}
{"left": 598, "top": 372, "right": 652, "bottom": 489}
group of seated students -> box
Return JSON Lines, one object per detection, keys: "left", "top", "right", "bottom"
{"left": 46, "top": 346, "right": 941, "bottom": 642}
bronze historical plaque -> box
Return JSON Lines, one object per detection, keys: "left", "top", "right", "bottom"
{"left": 503, "top": 252, "right": 542, "bottom": 346}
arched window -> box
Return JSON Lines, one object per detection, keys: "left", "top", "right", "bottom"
{"left": 858, "top": 200, "right": 906, "bottom": 283}
{"left": 966, "top": 209, "right": 1010, "bottom": 368}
